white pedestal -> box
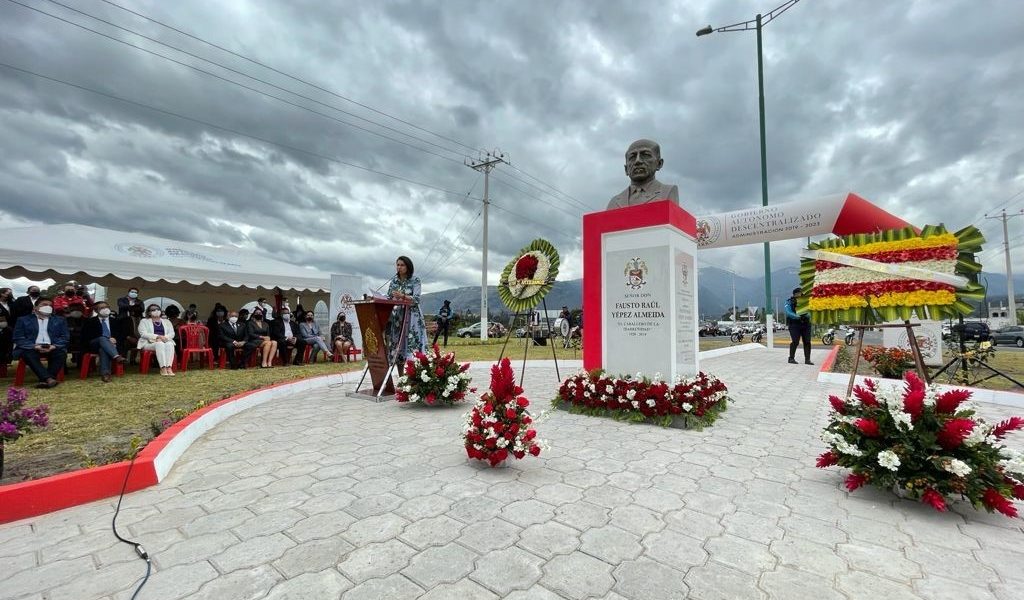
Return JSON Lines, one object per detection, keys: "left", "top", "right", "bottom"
{"left": 601, "top": 225, "right": 699, "bottom": 381}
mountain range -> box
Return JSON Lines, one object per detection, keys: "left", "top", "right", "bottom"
{"left": 421, "top": 268, "right": 1024, "bottom": 319}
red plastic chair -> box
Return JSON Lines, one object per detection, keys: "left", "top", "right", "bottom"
{"left": 79, "top": 353, "right": 125, "bottom": 380}
{"left": 139, "top": 350, "right": 177, "bottom": 374}
{"left": 348, "top": 347, "right": 362, "bottom": 361}
{"left": 178, "top": 325, "right": 215, "bottom": 372}
{"left": 14, "top": 357, "right": 66, "bottom": 387}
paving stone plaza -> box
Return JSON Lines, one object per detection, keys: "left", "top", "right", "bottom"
{"left": 2, "top": 347, "right": 1022, "bottom": 600}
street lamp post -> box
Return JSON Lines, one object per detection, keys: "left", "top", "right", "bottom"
{"left": 697, "top": 0, "right": 801, "bottom": 350}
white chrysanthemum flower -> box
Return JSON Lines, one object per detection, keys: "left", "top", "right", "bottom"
{"left": 496, "top": 437, "right": 509, "bottom": 448}
{"left": 645, "top": 399, "right": 656, "bottom": 407}
{"left": 892, "top": 412, "right": 913, "bottom": 431}
{"left": 605, "top": 385, "right": 614, "bottom": 394}
{"left": 944, "top": 458, "right": 972, "bottom": 477}
{"left": 625, "top": 389, "right": 637, "bottom": 400}
{"left": 631, "top": 400, "right": 640, "bottom": 409}
{"left": 409, "top": 393, "right": 420, "bottom": 402}
{"left": 420, "top": 371, "right": 431, "bottom": 382}
{"left": 877, "top": 450, "right": 901, "bottom": 471}
{"left": 681, "top": 402, "right": 693, "bottom": 412}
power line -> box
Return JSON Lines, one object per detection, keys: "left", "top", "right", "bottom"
{"left": 0, "top": 61, "right": 482, "bottom": 204}
{"left": 16, "top": 0, "right": 471, "bottom": 165}
{"left": 420, "top": 173, "right": 481, "bottom": 276}
{"left": 422, "top": 211, "right": 484, "bottom": 280}
{"left": 96, "top": 0, "right": 487, "bottom": 156}
{"left": 506, "top": 163, "right": 590, "bottom": 210}
{"left": 489, "top": 172, "right": 582, "bottom": 218}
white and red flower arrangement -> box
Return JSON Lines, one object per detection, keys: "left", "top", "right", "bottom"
{"left": 817, "top": 372, "right": 1024, "bottom": 517}
{"left": 463, "top": 358, "right": 544, "bottom": 467}
{"left": 396, "top": 344, "right": 475, "bottom": 406}
{"left": 497, "top": 239, "right": 560, "bottom": 314}
{"left": 554, "top": 370, "right": 730, "bottom": 429}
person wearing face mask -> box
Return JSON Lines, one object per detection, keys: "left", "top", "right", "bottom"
{"left": 117, "top": 287, "right": 144, "bottom": 319}
{"left": 80, "top": 301, "right": 125, "bottom": 382}
{"left": 331, "top": 313, "right": 354, "bottom": 362}
{"left": 13, "top": 285, "right": 41, "bottom": 319}
{"left": 256, "top": 297, "right": 275, "bottom": 321}
{"left": 53, "top": 282, "right": 93, "bottom": 318}
{"left": 206, "top": 303, "right": 228, "bottom": 358}
{"left": 218, "top": 310, "right": 253, "bottom": 369}
{"left": 271, "top": 307, "right": 305, "bottom": 366}
{"left": 299, "top": 312, "right": 333, "bottom": 361}
{"left": 12, "top": 298, "right": 69, "bottom": 388}
{"left": 138, "top": 304, "right": 176, "bottom": 376}
{"left": 245, "top": 309, "right": 278, "bottom": 368}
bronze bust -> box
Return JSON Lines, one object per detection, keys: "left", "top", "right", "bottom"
{"left": 607, "top": 139, "right": 680, "bottom": 210}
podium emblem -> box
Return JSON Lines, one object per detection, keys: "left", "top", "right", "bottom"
{"left": 364, "top": 329, "right": 380, "bottom": 356}
{"left": 624, "top": 257, "right": 648, "bottom": 290}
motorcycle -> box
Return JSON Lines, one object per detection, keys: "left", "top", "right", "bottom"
{"left": 822, "top": 326, "right": 855, "bottom": 346}
{"left": 729, "top": 329, "right": 745, "bottom": 343}
{"left": 750, "top": 328, "right": 765, "bottom": 344}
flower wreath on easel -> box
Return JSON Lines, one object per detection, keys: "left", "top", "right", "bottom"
{"left": 497, "top": 239, "right": 560, "bottom": 313}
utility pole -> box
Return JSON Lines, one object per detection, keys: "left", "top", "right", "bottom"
{"left": 986, "top": 209, "right": 1024, "bottom": 326}
{"left": 466, "top": 151, "right": 508, "bottom": 341}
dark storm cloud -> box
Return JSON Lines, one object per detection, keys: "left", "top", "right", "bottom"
{"left": 0, "top": 0, "right": 1022, "bottom": 292}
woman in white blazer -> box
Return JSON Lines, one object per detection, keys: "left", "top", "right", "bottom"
{"left": 138, "top": 304, "right": 176, "bottom": 376}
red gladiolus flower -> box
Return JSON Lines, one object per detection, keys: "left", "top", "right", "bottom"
{"left": 844, "top": 473, "right": 869, "bottom": 492}
{"left": 852, "top": 385, "right": 878, "bottom": 407}
{"left": 460, "top": 362, "right": 471, "bottom": 372}
{"left": 935, "top": 389, "right": 972, "bottom": 414}
{"left": 864, "top": 378, "right": 877, "bottom": 391}
{"left": 855, "top": 418, "right": 881, "bottom": 437}
{"left": 992, "top": 417, "right": 1024, "bottom": 439}
{"left": 902, "top": 375, "right": 925, "bottom": 420}
{"left": 529, "top": 445, "right": 541, "bottom": 456}
{"left": 921, "top": 488, "right": 947, "bottom": 512}
{"left": 516, "top": 397, "right": 530, "bottom": 408}
{"left": 816, "top": 451, "right": 839, "bottom": 468}
{"left": 982, "top": 488, "right": 1019, "bottom": 518}
{"left": 937, "top": 419, "right": 976, "bottom": 450}
{"left": 828, "top": 395, "right": 846, "bottom": 414}
{"left": 1012, "top": 484, "right": 1024, "bottom": 501}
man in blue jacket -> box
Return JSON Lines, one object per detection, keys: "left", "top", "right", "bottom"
{"left": 784, "top": 287, "right": 813, "bottom": 365}
{"left": 13, "top": 297, "right": 69, "bottom": 388}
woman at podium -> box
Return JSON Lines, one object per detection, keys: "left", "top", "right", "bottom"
{"left": 386, "top": 255, "right": 427, "bottom": 361}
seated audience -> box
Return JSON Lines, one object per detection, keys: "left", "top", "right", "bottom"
{"left": 256, "top": 297, "right": 275, "bottom": 321}
{"left": 165, "top": 305, "right": 184, "bottom": 332}
{"left": 117, "top": 287, "right": 144, "bottom": 319}
{"left": 245, "top": 309, "right": 278, "bottom": 368}
{"left": 218, "top": 310, "right": 252, "bottom": 369}
{"left": 12, "top": 298, "right": 68, "bottom": 388}
{"left": 138, "top": 304, "right": 176, "bottom": 376}
{"left": 299, "top": 312, "right": 333, "bottom": 360}
{"left": 115, "top": 313, "right": 142, "bottom": 362}
{"left": 13, "top": 285, "right": 40, "bottom": 319}
{"left": 271, "top": 306, "right": 305, "bottom": 366}
{"left": 330, "top": 313, "right": 354, "bottom": 362}
{"left": 238, "top": 308, "right": 250, "bottom": 324}
{"left": 81, "top": 301, "right": 125, "bottom": 383}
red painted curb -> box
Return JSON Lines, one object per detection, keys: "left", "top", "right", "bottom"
{"left": 0, "top": 372, "right": 341, "bottom": 525}
{"left": 819, "top": 345, "right": 842, "bottom": 374}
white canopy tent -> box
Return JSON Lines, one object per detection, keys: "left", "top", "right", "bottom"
{"left": 0, "top": 224, "right": 336, "bottom": 315}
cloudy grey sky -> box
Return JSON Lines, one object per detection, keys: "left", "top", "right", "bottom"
{"left": 1, "top": 0, "right": 1022, "bottom": 294}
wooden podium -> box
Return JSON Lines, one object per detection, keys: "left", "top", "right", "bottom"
{"left": 352, "top": 297, "right": 411, "bottom": 400}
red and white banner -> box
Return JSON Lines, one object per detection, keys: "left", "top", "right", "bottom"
{"left": 694, "top": 192, "right": 911, "bottom": 249}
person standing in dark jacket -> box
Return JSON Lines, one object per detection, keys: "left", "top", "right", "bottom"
{"left": 784, "top": 287, "right": 813, "bottom": 365}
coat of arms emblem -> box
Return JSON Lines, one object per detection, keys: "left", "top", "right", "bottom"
{"left": 624, "top": 257, "right": 648, "bottom": 290}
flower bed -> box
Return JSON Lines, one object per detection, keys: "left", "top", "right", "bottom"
{"left": 553, "top": 370, "right": 730, "bottom": 429}
{"left": 817, "top": 373, "right": 1024, "bottom": 516}
{"left": 396, "top": 345, "right": 474, "bottom": 406}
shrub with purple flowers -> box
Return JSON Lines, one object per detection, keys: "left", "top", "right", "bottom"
{"left": 1, "top": 387, "right": 51, "bottom": 479}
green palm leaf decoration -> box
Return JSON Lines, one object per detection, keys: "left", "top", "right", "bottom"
{"left": 498, "top": 239, "right": 560, "bottom": 313}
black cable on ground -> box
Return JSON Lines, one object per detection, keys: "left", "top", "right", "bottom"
{"left": 111, "top": 454, "right": 151, "bottom": 600}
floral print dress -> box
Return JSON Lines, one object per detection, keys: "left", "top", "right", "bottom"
{"left": 386, "top": 275, "right": 427, "bottom": 362}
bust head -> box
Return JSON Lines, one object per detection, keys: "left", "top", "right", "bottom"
{"left": 623, "top": 139, "right": 663, "bottom": 186}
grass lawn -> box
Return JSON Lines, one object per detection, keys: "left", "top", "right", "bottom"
{"left": 828, "top": 345, "right": 1024, "bottom": 392}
